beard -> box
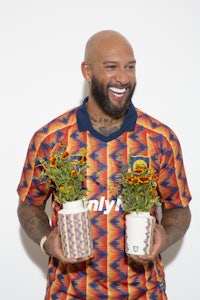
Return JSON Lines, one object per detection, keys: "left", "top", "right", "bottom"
{"left": 90, "top": 76, "right": 136, "bottom": 119}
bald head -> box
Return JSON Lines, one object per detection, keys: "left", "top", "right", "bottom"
{"left": 84, "top": 30, "right": 134, "bottom": 63}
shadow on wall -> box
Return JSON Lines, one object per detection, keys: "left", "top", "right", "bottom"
{"left": 162, "top": 239, "right": 183, "bottom": 266}
{"left": 19, "top": 227, "right": 48, "bottom": 278}
{"left": 156, "top": 205, "right": 184, "bottom": 266}
{"left": 80, "top": 81, "right": 88, "bottom": 104}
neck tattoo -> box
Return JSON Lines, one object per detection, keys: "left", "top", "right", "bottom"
{"left": 90, "top": 116, "right": 124, "bottom": 136}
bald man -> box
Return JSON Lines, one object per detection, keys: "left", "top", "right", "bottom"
{"left": 17, "top": 30, "right": 191, "bottom": 299}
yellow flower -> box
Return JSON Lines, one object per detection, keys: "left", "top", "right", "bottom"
{"left": 66, "top": 185, "right": 73, "bottom": 193}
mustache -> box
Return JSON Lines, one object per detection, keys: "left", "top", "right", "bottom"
{"left": 108, "top": 83, "right": 132, "bottom": 89}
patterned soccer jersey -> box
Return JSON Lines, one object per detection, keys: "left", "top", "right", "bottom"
{"left": 17, "top": 98, "right": 191, "bottom": 299}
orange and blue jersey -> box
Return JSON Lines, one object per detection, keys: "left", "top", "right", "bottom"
{"left": 17, "top": 97, "right": 191, "bottom": 299}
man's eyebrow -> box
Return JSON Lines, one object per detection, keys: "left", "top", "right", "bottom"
{"left": 103, "top": 60, "right": 136, "bottom": 65}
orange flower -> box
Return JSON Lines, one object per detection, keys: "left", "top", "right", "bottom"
{"left": 126, "top": 176, "right": 140, "bottom": 185}
{"left": 50, "top": 155, "right": 57, "bottom": 167}
{"left": 139, "top": 176, "right": 150, "bottom": 184}
{"left": 132, "top": 177, "right": 140, "bottom": 185}
{"left": 71, "top": 170, "right": 78, "bottom": 178}
{"left": 62, "top": 151, "right": 69, "bottom": 159}
{"left": 80, "top": 155, "right": 87, "bottom": 165}
{"left": 133, "top": 165, "right": 145, "bottom": 174}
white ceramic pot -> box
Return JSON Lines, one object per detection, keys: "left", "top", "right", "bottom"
{"left": 58, "top": 199, "right": 93, "bottom": 259}
{"left": 125, "top": 212, "right": 155, "bottom": 256}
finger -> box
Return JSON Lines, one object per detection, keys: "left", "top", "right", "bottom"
{"left": 61, "top": 254, "right": 94, "bottom": 265}
{"left": 73, "top": 255, "right": 94, "bottom": 263}
{"left": 128, "top": 254, "right": 152, "bottom": 264}
{"left": 52, "top": 227, "right": 61, "bottom": 236}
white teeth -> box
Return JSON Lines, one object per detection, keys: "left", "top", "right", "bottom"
{"left": 109, "top": 87, "right": 126, "bottom": 94}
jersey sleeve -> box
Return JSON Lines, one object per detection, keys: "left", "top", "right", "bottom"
{"left": 157, "top": 129, "right": 191, "bottom": 209}
{"left": 17, "top": 130, "right": 52, "bottom": 206}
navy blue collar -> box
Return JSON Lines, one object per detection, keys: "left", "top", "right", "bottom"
{"left": 77, "top": 97, "right": 137, "bottom": 142}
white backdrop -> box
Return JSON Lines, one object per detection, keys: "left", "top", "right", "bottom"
{"left": 1, "top": 0, "right": 199, "bottom": 299}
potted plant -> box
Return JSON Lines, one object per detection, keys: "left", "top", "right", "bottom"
{"left": 36, "top": 145, "right": 93, "bottom": 259}
{"left": 118, "top": 162, "right": 161, "bottom": 256}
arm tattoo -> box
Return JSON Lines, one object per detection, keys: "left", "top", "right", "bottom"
{"left": 161, "top": 206, "right": 191, "bottom": 248}
{"left": 17, "top": 200, "right": 52, "bottom": 245}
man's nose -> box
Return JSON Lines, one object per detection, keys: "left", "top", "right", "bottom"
{"left": 115, "top": 68, "right": 129, "bottom": 84}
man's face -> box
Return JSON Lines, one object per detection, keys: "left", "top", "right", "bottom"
{"left": 89, "top": 42, "right": 136, "bottom": 118}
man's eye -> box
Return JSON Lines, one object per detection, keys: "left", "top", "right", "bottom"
{"left": 127, "top": 65, "right": 135, "bottom": 70}
{"left": 105, "top": 65, "right": 116, "bottom": 70}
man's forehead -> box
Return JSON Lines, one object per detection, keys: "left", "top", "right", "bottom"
{"left": 84, "top": 30, "right": 134, "bottom": 61}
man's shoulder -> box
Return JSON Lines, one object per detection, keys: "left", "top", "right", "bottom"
{"left": 136, "top": 108, "right": 168, "bottom": 129}
{"left": 135, "top": 108, "right": 178, "bottom": 141}
{"left": 30, "top": 106, "right": 79, "bottom": 147}
{"left": 38, "top": 106, "right": 78, "bottom": 134}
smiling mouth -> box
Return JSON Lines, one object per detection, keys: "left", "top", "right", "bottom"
{"left": 109, "top": 87, "right": 127, "bottom": 97}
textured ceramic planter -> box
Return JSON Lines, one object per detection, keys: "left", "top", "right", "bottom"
{"left": 58, "top": 199, "right": 93, "bottom": 259}
{"left": 125, "top": 212, "right": 155, "bottom": 256}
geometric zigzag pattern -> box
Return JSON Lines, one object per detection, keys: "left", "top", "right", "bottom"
{"left": 59, "top": 211, "right": 93, "bottom": 259}
{"left": 17, "top": 104, "right": 191, "bottom": 299}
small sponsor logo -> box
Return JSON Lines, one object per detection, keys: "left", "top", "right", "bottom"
{"left": 133, "top": 246, "right": 139, "bottom": 253}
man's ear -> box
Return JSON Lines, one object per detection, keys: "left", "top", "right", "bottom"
{"left": 81, "top": 61, "right": 92, "bottom": 82}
